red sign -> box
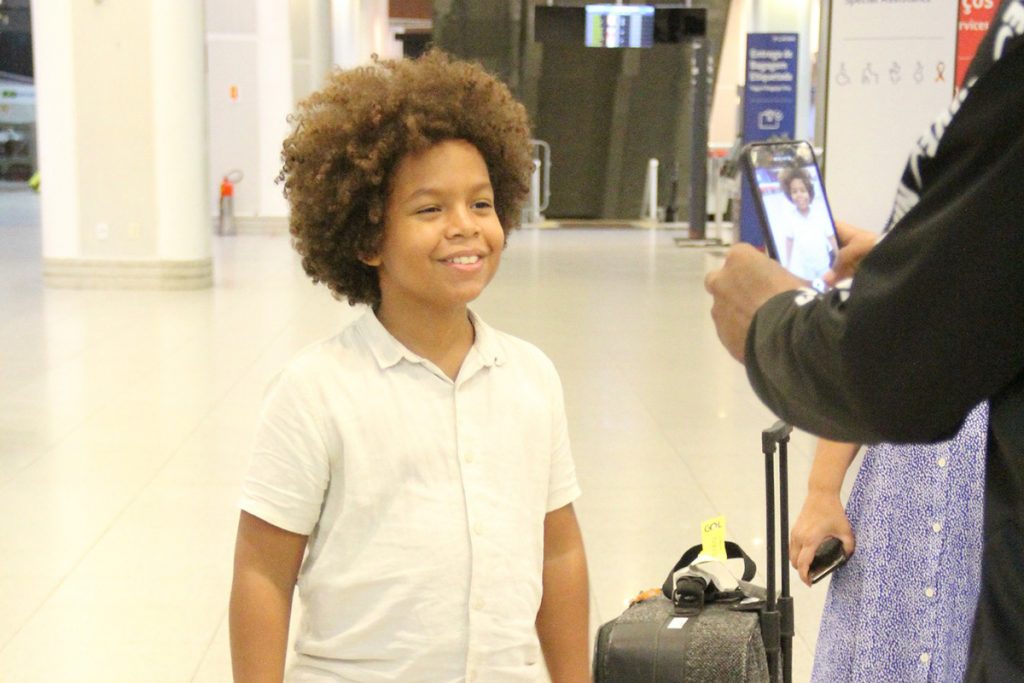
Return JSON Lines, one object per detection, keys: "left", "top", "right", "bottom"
{"left": 956, "top": 0, "right": 999, "bottom": 89}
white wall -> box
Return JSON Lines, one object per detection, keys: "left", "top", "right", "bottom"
{"left": 205, "top": 0, "right": 294, "bottom": 220}
{"left": 290, "top": 0, "right": 333, "bottom": 107}
{"left": 257, "top": 0, "right": 293, "bottom": 218}
{"left": 709, "top": 0, "right": 747, "bottom": 146}
{"left": 206, "top": 0, "right": 399, "bottom": 222}
{"left": 291, "top": 0, "right": 313, "bottom": 107}
{"left": 206, "top": 1, "right": 261, "bottom": 217}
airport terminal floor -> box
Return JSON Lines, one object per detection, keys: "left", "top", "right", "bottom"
{"left": 0, "top": 187, "right": 831, "bottom": 681}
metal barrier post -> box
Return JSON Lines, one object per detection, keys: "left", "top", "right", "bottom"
{"left": 688, "top": 39, "right": 710, "bottom": 239}
{"left": 524, "top": 139, "right": 551, "bottom": 226}
{"left": 642, "top": 158, "right": 659, "bottom": 221}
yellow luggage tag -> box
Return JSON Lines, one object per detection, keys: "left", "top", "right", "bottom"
{"left": 700, "top": 515, "right": 728, "bottom": 562}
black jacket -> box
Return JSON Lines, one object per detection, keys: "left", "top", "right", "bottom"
{"left": 744, "top": 5, "right": 1024, "bottom": 680}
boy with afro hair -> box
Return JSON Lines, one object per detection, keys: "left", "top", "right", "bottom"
{"left": 229, "top": 50, "right": 590, "bottom": 683}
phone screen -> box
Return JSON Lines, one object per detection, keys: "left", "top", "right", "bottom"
{"left": 743, "top": 141, "right": 839, "bottom": 286}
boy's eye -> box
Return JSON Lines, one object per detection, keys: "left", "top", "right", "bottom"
{"left": 472, "top": 200, "right": 494, "bottom": 210}
{"left": 416, "top": 206, "right": 441, "bottom": 215}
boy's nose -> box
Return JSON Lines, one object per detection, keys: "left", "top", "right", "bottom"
{"left": 447, "top": 207, "right": 480, "bottom": 237}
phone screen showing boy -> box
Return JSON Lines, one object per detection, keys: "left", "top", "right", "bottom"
{"left": 748, "top": 143, "right": 838, "bottom": 287}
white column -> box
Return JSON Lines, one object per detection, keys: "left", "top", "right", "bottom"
{"left": 32, "top": 0, "right": 211, "bottom": 289}
{"left": 31, "top": 0, "right": 80, "bottom": 260}
{"left": 152, "top": 1, "right": 211, "bottom": 261}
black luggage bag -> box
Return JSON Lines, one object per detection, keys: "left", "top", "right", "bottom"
{"left": 593, "top": 421, "right": 795, "bottom": 683}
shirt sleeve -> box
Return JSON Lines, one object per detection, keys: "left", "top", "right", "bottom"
{"left": 745, "top": 47, "right": 1024, "bottom": 445}
{"left": 544, "top": 360, "right": 581, "bottom": 512}
{"left": 240, "top": 365, "right": 331, "bottom": 535}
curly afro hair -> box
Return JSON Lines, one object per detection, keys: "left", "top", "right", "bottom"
{"left": 279, "top": 50, "right": 534, "bottom": 307}
{"left": 779, "top": 167, "right": 815, "bottom": 204}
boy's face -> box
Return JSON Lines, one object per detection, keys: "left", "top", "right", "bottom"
{"left": 368, "top": 139, "right": 504, "bottom": 318}
{"left": 788, "top": 178, "right": 811, "bottom": 213}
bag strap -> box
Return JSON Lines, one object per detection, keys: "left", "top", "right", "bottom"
{"left": 662, "top": 541, "right": 757, "bottom": 593}
{"left": 661, "top": 541, "right": 758, "bottom": 615}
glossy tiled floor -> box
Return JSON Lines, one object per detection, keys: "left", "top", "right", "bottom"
{"left": 0, "top": 189, "right": 832, "bottom": 682}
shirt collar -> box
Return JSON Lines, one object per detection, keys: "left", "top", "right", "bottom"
{"left": 356, "top": 308, "right": 506, "bottom": 372}
{"left": 467, "top": 309, "right": 505, "bottom": 369}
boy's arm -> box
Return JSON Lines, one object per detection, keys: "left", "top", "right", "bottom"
{"left": 230, "top": 511, "right": 308, "bottom": 683}
{"left": 536, "top": 503, "right": 590, "bottom": 683}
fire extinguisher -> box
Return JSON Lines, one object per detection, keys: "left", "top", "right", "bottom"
{"left": 217, "top": 169, "right": 244, "bottom": 235}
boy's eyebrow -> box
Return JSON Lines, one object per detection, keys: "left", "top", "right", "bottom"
{"left": 401, "top": 181, "right": 494, "bottom": 203}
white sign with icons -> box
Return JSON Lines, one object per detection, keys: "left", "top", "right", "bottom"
{"left": 823, "top": 0, "right": 958, "bottom": 233}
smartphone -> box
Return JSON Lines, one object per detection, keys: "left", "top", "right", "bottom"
{"left": 741, "top": 140, "right": 840, "bottom": 291}
{"left": 809, "top": 536, "right": 848, "bottom": 584}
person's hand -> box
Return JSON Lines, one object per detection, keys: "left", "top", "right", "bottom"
{"left": 704, "top": 244, "right": 804, "bottom": 363}
{"left": 823, "top": 221, "right": 879, "bottom": 286}
{"left": 789, "top": 490, "right": 856, "bottom": 587}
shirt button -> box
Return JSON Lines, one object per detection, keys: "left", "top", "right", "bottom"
{"left": 473, "top": 597, "right": 485, "bottom": 611}
{"left": 924, "top": 587, "right": 936, "bottom": 598}
{"left": 464, "top": 452, "right": 475, "bottom": 463}
{"left": 937, "top": 456, "right": 948, "bottom": 468}
{"left": 473, "top": 522, "right": 483, "bottom": 535}
{"left": 932, "top": 522, "right": 943, "bottom": 533}
{"left": 920, "top": 652, "right": 931, "bottom": 664}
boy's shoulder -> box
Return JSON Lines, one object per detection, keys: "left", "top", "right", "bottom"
{"left": 471, "top": 312, "right": 558, "bottom": 375}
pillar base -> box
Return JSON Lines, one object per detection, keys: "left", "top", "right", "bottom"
{"left": 43, "top": 257, "right": 213, "bottom": 290}
{"left": 236, "top": 216, "right": 288, "bottom": 235}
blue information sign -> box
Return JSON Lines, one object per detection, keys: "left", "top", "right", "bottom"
{"left": 740, "top": 33, "right": 798, "bottom": 246}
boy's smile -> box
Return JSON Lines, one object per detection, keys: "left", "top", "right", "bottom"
{"left": 442, "top": 253, "right": 483, "bottom": 267}
{"left": 367, "top": 139, "right": 505, "bottom": 321}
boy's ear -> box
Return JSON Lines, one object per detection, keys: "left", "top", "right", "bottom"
{"left": 359, "top": 252, "right": 382, "bottom": 267}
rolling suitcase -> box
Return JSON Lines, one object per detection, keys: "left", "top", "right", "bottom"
{"left": 593, "top": 421, "right": 795, "bottom": 683}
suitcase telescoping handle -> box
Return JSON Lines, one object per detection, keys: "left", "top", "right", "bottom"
{"left": 762, "top": 421, "right": 794, "bottom": 683}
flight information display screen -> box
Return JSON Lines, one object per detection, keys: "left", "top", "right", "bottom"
{"left": 584, "top": 5, "right": 655, "bottom": 48}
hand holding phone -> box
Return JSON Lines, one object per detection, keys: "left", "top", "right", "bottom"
{"left": 823, "top": 220, "right": 881, "bottom": 285}
{"left": 809, "top": 536, "right": 849, "bottom": 584}
{"left": 741, "top": 141, "right": 839, "bottom": 291}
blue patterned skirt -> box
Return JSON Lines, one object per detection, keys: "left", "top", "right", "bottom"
{"left": 811, "top": 403, "right": 988, "bottom": 683}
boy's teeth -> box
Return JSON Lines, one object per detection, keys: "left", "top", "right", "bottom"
{"left": 449, "top": 255, "right": 479, "bottom": 264}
